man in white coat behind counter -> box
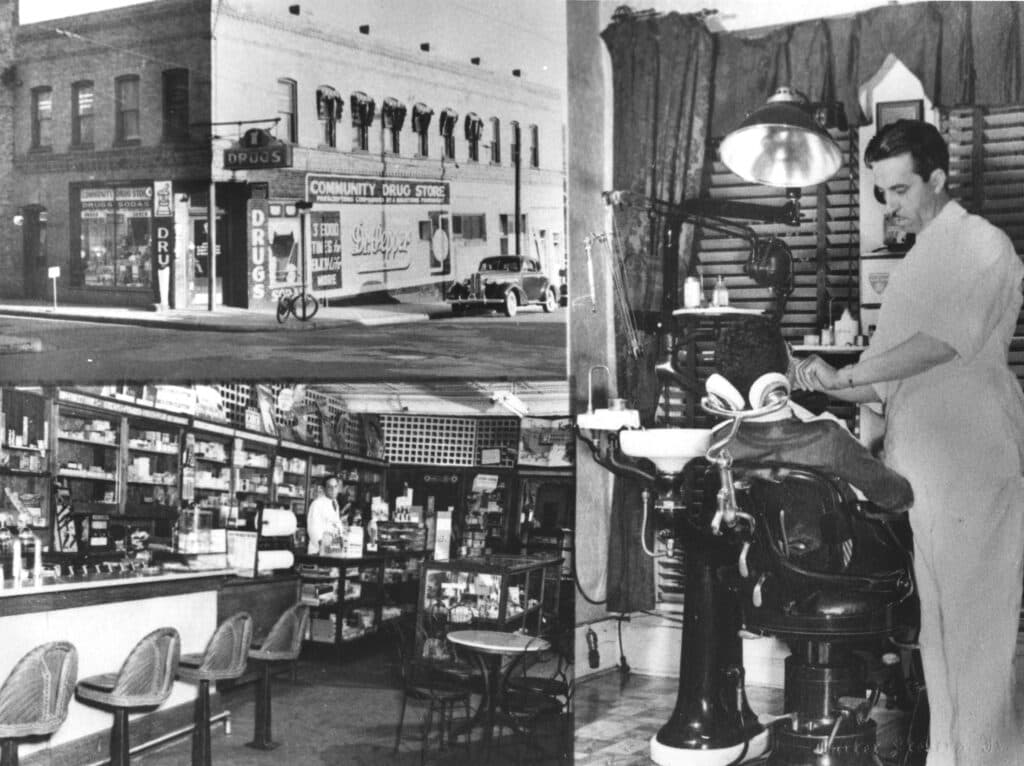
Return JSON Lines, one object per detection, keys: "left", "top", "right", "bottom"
{"left": 306, "top": 475, "right": 343, "bottom": 554}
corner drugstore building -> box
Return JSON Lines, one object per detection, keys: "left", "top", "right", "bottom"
{"left": 0, "top": 0, "right": 565, "bottom": 310}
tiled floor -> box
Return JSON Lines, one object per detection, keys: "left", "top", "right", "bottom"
{"left": 573, "top": 670, "right": 913, "bottom": 766}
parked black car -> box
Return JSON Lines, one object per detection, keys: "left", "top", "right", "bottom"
{"left": 446, "top": 255, "right": 560, "bottom": 318}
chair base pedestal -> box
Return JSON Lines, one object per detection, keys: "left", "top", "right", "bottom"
{"left": 248, "top": 660, "right": 279, "bottom": 751}
{"left": 110, "top": 708, "right": 131, "bottom": 766}
{"left": 245, "top": 739, "right": 282, "bottom": 751}
{"left": 0, "top": 739, "right": 20, "bottom": 766}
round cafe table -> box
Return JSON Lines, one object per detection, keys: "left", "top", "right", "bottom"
{"left": 446, "top": 629, "right": 550, "bottom": 748}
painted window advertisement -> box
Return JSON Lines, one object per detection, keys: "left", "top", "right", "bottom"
{"left": 305, "top": 174, "right": 451, "bottom": 298}
{"left": 247, "top": 199, "right": 305, "bottom": 305}
{"left": 309, "top": 211, "right": 343, "bottom": 291}
{"left": 77, "top": 185, "right": 154, "bottom": 289}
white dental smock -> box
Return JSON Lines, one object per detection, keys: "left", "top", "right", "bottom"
{"left": 866, "top": 200, "right": 1024, "bottom": 765}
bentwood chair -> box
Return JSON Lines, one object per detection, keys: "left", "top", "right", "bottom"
{"left": 501, "top": 630, "right": 573, "bottom": 763}
{"left": 389, "top": 619, "right": 473, "bottom": 766}
{"left": 177, "top": 612, "right": 254, "bottom": 766}
{"left": 246, "top": 603, "right": 309, "bottom": 750}
{"left": 0, "top": 642, "right": 78, "bottom": 766}
{"left": 76, "top": 628, "right": 181, "bottom": 766}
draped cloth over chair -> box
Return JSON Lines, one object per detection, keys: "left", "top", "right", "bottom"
{"left": 246, "top": 604, "right": 308, "bottom": 751}
{"left": 76, "top": 628, "right": 181, "bottom": 766}
{"left": 0, "top": 642, "right": 78, "bottom": 766}
{"left": 177, "top": 612, "right": 254, "bottom": 766}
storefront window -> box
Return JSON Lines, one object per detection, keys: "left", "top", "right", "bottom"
{"left": 76, "top": 185, "right": 154, "bottom": 289}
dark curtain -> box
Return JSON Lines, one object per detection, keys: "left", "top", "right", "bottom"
{"left": 601, "top": 12, "right": 714, "bottom": 613}
{"left": 709, "top": 1, "right": 1024, "bottom": 136}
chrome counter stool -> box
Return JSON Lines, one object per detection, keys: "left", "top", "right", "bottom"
{"left": 76, "top": 627, "right": 180, "bottom": 766}
{"left": 177, "top": 612, "right": 254, "bottom": 766}
{"left": 0, "top": 641, "right": 78, "bottom": 766}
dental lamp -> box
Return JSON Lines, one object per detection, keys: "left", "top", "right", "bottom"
{"left": 604, "top": 87, "right": 844, "bottom": 320}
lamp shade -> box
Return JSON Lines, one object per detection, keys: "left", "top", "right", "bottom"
{"left": 719, "top": 87, "right": 842, "bottom": 188}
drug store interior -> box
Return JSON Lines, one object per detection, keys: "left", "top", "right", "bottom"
{"left": 0, "top": 379, "right": 573, "bottom": 766}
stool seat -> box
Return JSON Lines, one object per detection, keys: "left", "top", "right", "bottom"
{"left": 0, "top": 641, "right": 77, "bottom": 766}
{"left": 177, "top": 612, "right": 253, "bottom": 766}
{"left": 178, "top": 612, "right": 253, "bottom": 683}
{"left": 77, "top": 673, "right": 118, "bottom": 695}
{"left": 76, "top": 627, "right": 180, "bottom": 766}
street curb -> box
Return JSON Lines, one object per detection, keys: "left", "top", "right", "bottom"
{"left": 0, "top": 335, "right": 43, "bottom": 354}
{"left": 0, "top": 306, "right": 448, "bottom": 332}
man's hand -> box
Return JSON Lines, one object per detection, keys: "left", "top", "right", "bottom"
{"left": 794, "top": 354, "right": 843, "bottom": 391}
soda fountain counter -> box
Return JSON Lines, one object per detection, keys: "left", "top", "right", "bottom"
{"left": 0, "top": 565, "right": 231, "bottom": 764}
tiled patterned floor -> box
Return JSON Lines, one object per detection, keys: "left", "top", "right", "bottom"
{"left": 573, "top": 671, "right": 911, "bottom": 766}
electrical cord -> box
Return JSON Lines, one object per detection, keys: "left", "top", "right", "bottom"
{"left": 617, "top": 614, "right": 631, "bottom": 682}
{"left": 571, "top": 534, "right": 606, "bottom": 606}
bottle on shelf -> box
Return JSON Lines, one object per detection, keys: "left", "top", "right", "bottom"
{"left": 711, "top": 275, "right": 730, "bottom": 307}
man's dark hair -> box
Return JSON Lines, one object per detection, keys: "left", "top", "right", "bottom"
{"left": 864, "top": 119, "right": 949, "bottom": 182}
{"left": 714, "top": 318, "right": 788, "bottom": 406}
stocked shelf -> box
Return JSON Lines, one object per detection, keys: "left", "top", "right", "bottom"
{"left": 296, "top": 552, "right": 424, "bottom": 652}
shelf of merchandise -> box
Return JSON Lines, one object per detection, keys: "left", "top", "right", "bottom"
{"left": 187, "top": 423, "right": 234, "bottom": 522}
{"left": 273, "top": 444, "right": 309, "bottom": 516}
{"left": 124, "top": 416, "right": 182, "bottom": 517}
{"left": 232, "top": 433, "right": 275, "bottom": 518}
{"left": 295, "top": 551, "right": 425, "bottom": 653}
{"left": 0, "top": 389, "right": 51, "bottom": 536}
{"left": 54, "top": 397, "right": 122, "bottom": 518}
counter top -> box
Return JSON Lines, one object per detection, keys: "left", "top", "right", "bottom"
{"left": 0, "top": 567, "right": 233, "bottom": 598}
{"left": 0, "top": 567, "right": 233, "bottom": 616}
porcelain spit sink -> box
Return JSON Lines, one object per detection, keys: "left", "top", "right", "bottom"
{"left": 618, "top": 428, "right": 712, "bottom": 475}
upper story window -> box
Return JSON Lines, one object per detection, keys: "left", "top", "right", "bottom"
{"left": 412, "top": 102, "right": 433, "bottom": 157}
{"left": 277, "top": 78, "right": 297, "bottom": 143}
{"left": 439, "top": 107, "right": 458, "bottom": 160}
{"left": 71, "top": 81, "right": 94, "bottom": 147}
{"left": 31, "top": 86, "right": 53, "bottom": 150}
{"left": 464, "top": 113, "right": 483, "bottom": 163}
{"left": 452, "top": 214, "right": 486, "bottom": 240}
{"left": 115, "top": 75, "right": 140, "bottom": 144}
{"left": 316, "top": 85, "right": 342, "bottom": 147}
{"left": 350, "top": 91, "right": 376, "bottom": 152}
{"left": 162, "top": 68, "right": 190, "bottom": 141}
{"left": 529, "top": 124, "right": 539, "bottom": 168}
{"left": 382, "top": 97, "right": 407, "bottom": 155}
{"left": 510, "top": 120, "right": 520, "bottom": 166}
{"left": 489, "top": 117, "right": 501, "bottom": 164}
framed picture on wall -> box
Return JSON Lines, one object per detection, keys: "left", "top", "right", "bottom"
{"left": 876, "top": 99, "right": 923, "bottom": 129}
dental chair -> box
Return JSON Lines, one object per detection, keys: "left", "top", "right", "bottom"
{"left": 732, "top": 461, "right": 913, "bottom": 765}
{"left": 649, "top": 372, "right": 915, "bottom": 766}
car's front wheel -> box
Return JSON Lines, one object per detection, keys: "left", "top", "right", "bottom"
{"left": 503, "top": 290, "right": 519, "bottom": 318}
{"left": 542, "top": 287, "right": 557, "bottom": 313}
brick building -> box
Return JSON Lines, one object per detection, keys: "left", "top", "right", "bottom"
{"left": 2, "top": 0, "right": 565, "bottom": 310}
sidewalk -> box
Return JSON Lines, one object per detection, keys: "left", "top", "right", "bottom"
{"left": 0, "top": 296, "right": 454, "bottom": 333}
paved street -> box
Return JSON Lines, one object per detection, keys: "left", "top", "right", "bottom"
{"left": 0, "top": 307, "right": 566, "bottom": 385}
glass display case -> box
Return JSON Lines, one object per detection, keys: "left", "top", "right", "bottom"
{"left": 419, "top": 553, "right": 563, "bottom": 635}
